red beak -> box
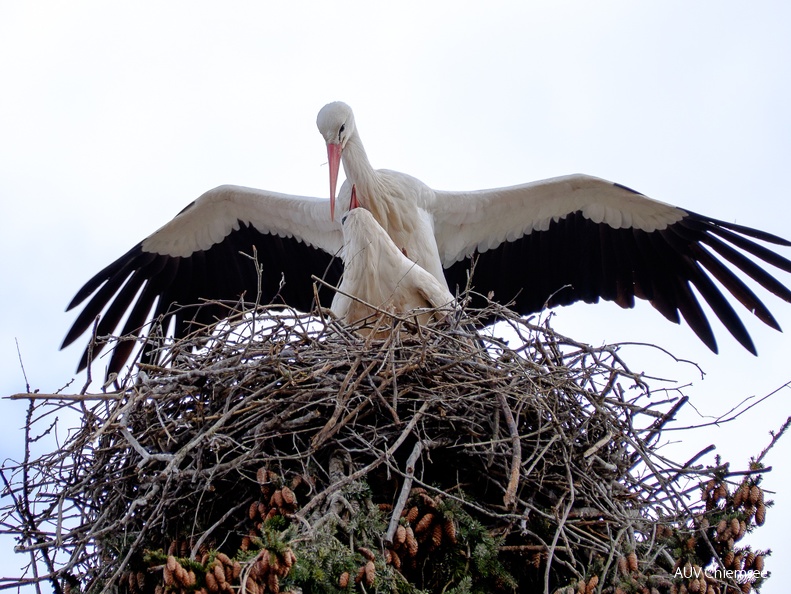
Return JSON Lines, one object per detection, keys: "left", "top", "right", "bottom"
{"left": 350, "top": 185, "right": 359, "bottom": 210}
{"left": 327, "top": 142, "right": 342, "bottom": 220}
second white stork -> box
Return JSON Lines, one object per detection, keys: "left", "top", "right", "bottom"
{"left": 332, "top": 201, "right": 456, "bottom": 334}
{"left": 62, "top": 102, "right": 791, "bottom": 375}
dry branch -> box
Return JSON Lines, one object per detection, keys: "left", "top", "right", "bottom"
{"left": 0, "top": 301, "right": 779, "bottom": 594}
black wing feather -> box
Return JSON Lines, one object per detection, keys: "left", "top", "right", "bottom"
{"left": 443, "top": 210, "right": 791, "bottom": 353}
{"left": 668, "top": 227, "right": 780, "bottom": 330}
{"left": 63, "top": 222, "right": 342, "bottom": 374}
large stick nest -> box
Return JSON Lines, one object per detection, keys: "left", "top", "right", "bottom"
{"left": 1, "top": 302, "right": 778, "bottom": 594}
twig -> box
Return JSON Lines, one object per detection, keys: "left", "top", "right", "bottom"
{"left": 385, "top": 440, "right": 425, "bottom": 544}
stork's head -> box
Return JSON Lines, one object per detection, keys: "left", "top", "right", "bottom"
{"left": 317, "top": 101, "right": 355, "bottom": 221}
{"left": 339, "top": 204, "right": 368, "bottom": 263}
{"left": 339, "top": 205, "right": 378, "bottom": 259}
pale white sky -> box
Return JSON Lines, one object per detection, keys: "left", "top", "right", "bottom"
{"left": 1, "top": 2, "right": 790, "bottom": 591}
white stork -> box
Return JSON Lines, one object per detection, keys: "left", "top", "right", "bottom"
{"left": 62, "top": 102, "right": 791, "bottom": 374}
{"left": 332, "top": 200, "right": 456, "bottom": 334}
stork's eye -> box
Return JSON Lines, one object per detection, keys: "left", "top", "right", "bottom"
{"left": 339, "top": 124, "right": 346, "bottom": 140}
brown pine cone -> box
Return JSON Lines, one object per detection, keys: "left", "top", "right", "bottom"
{"left": 627, "top": 551, "right": 638, "bottom": 572}
{"left": 338, "top": 571, "right": 350, "bottom": 588}
{"left": 443, "top": 517, "right": 457, "bottom": 544}
{"left": 363, "top": 560, "right": 375, "bottom": 586}
{"left": 414, "top": 512, "right": 435, "bottom": 535}
{"left": 755, "top": 502, "right": 766, "bottom": 526}
{"left": 395, "top": 524, "right": 407, "bottom": 545}
{"left": 405, "top": 526, "right": 418, "bottom": 557}
{"left": 430, "top": 522, "right": 444, "bottom": 550}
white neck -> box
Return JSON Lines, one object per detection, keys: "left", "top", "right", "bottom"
{"left": 342, "top": 131, "right": 394, "bottom": 222}
{"left": 342, "top": 131, "right": 377, "bottom": 190}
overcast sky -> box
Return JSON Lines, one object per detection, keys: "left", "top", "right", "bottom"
{"left": 2, "top": 2, "right": 790, "bottom": 591}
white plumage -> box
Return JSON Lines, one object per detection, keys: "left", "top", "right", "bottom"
{"left": 141, "top": 185, "right": 342, "bottom": 258}
{"left": 62, "top": 101, "right": 791, "bottom": 374}
{"left": 317, "top": 102, "right": 687, "bottom": 275}
{"left": 332, "top": 207, "right": 455, "bottom": 334}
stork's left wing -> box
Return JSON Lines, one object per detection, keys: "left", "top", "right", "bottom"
{"left": 432, "top": 174, "right": 791, "bottom": 354}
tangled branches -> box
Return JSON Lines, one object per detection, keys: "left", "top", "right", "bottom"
{"left": 1, "top": 303, "right": 780, "bottom": 593}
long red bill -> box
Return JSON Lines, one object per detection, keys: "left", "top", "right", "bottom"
{"left": 327, "top": 142, "right": 342, "bottom": 220}
{"left": 350, "top": 185, "right": 359, "bottom": 210}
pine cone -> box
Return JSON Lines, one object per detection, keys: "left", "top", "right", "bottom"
{"left": 414, "top": 512, "right": 435, "bottom": 535}
{"left": 388, "top": 548, "right": 402, "bottom": 569}
{"left": 257, "top": 551, "right": 270, "bottom": 575}
{"left": 280, "top": 486, "right": 297, "bottom": 508}
{"left": 443, "top": 517, "right": 457, "bottom": 544}
{"left": 714, "top": 483, "right": 728, "bottom": 502}
{"left": 283, "top": 548, "right": 297, "bottom": 571}
{"left": 204, "top": 570, "right": 218, "bottom": 593}
{"left": 338, "top": 571, "right": 350, "bottom": 588}
{"left": 248, "top": 501, "right": 259, "bottom": 521}
{"left": 184, "top": 571, "right": 197, "bottom": 588}
{"left": 734, "top": 482, "right": 749, "bottom": 506}
{"left": 627, "top": 551, "right": 638, "bottom": 572}
{"left": 754, "top": 555, "right": 764, "bottom": 572}
{"left": 354, "top": 565, "right": 366, "bottom": 584}
{"left": 395, "top": 524, "right": 407, "bottom": 545}
{"left": 136, "top": 571, "right": 145, "bottom": 592}
{"left": 357, "top": 547, "right": 375, "bottom": 561}
{"left": 405, "top": 526, "right": 418, "bottom": 557}
{"left": 417, "top": 491, "right": 438, "bottom": 509}
{"left": 585, "top": 575, "right": 599, "bottom": 594}
{"left": 267, "top": 572, "right": 280, "bottom": 594}
{"left": 127, "top": 571, "right": 138, "bottom": 594}
{"left": 364, "top": 560, "right": 375, "bottom": 586}
{"left": 213, "top": 562, "right": 226, "bottom": 587}
{"left": 702, "top": 479, "right": 717, "bottom": 500}
{"left": 745, "top": 552, "right": 756, "bottom": 569}
{"left": 256, "top": 467, "right": 267, "bottom": 486}
{"left": 724, "top": 551, "right": 735, "bottom": 568}
{"left": 716, "top": 519, "right": 728, "bottom": 537}
{"left": 755, "top": 502, "right": 766, "bottom": 526}
{"left": 430, "top": 522, "right": 444, "bottom": 550}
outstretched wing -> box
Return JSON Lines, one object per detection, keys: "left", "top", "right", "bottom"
{"left": 433, "top": 174, "right": 791, "bottom": 354}
{"left": 63, "top": 184, "right": 344, "bottom": 373}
